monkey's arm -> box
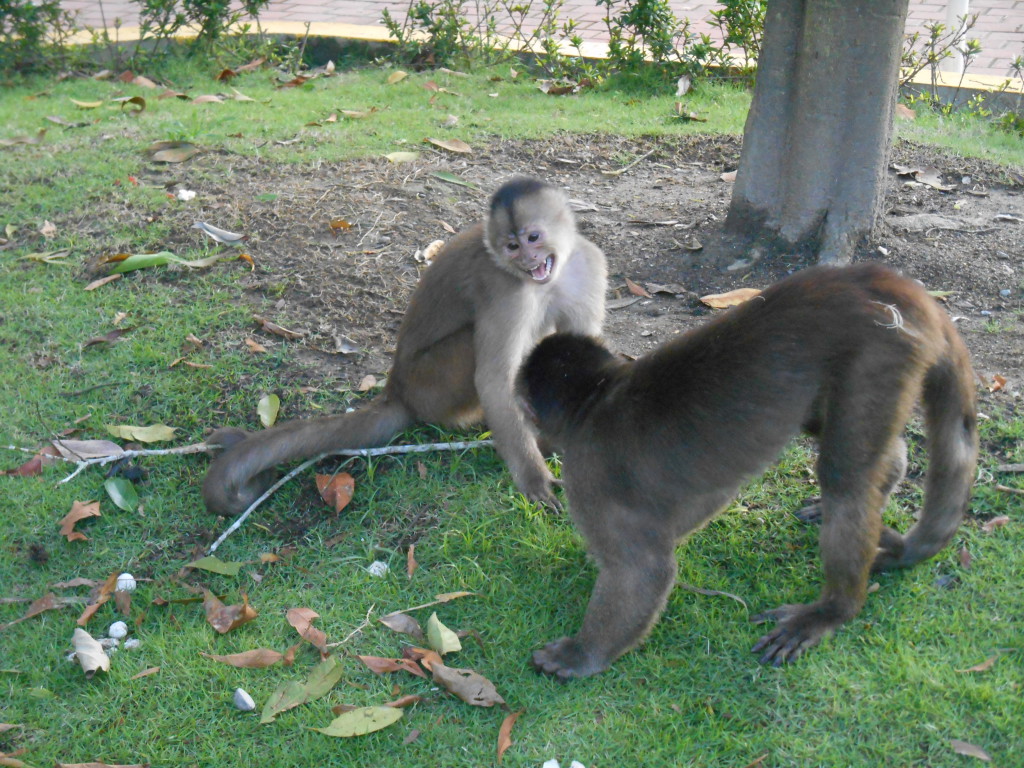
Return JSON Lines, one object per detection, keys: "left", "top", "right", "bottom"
{"left": 554, "top": 240, "right": 607, "bottom": 336}
{"left": 472, "top": 294, "right": 557, "bottom": 506}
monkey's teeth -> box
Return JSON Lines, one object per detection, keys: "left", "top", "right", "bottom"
{"left": 531, "top": 255, "right": 554, "bottom": 281}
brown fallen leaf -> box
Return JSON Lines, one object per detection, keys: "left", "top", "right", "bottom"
{"left": 316, "top": 472, "right": 355, "bottom": 513}
{"left": 83, "top": 328, "right": 133, "bottom": 348}
{"left": 357, "top": 655, "right": 428, "bottom": 679}
{"left": 988, "top": 374, "right": 1007, "bottom": 392}
{"left": 625, "top": 277, "right": 652, "bottom": 298}
{"left": 77, "top": 572, "right": 119, "bottom": 626}
{"left": 379, "top": 611, "right": 424, "bottom": 640}
{"left": 51, "top": 577, "right": 99, "bottom": 589}
{"left": 244, "top": 337, "right": 267, "bottom": 353}
{"left": 201, "top": 644, "right": 298, "bottom": 668}
{"left": 357, "top": 374, "right": 378, "bottom": 392}
{"left": 253, "top": 314, "right": 303, "bottom": 340}
{"left": 497, "top": 708, "right": 524, "bottom": 764}
{"left": 981, "top": 515, "right": 1010, "bottom": 533}
{"left": 957, "top": 655, "right": 999, "bottom": 673}
{"left": 384, "top": 694, "right": 423, "bottom": 708}
{"left": 402, "top": 645, "right": 443, "bottom": 671}
{"left": 431, "top": 662, "right": 505, "bottom": 707}
{"left": 2, "top": 444, "right": 61, "bottom": 476}
{"left": 130, "top": 666, "right": 160, "bottom": 680}
{"left": 950, "top": 739, "right": 992, "bottom": 761}
{"left": 72, "top": 627, "right": 110, "bottom": 678}
{"left": 0, "top": 592, "right": 69, "bottom": 630}
{"left": 286, "top": 606, "right": 328, "bottom": 652}
{"left": 203, "top": 590, "right": 258, "bottom": 634}
{"left": 83, "top": 274, "right": 122, "bottom": 291}
{"left": 58, "top": 500, "right": 101, "bottom": 542}
{"left": 700, "top": 287, "right": 763, "bottom": 308}
{"left": 407, "top": 544, "right": 418, "bottom": 578}
{"left": 386, "top": 70, "right": 408, "bottom": 84}
{"left": 425, "top": 137, "right": 472, "bottom": 154}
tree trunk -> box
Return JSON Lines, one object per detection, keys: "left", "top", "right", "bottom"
{"left": 725, "top": 0, "right": 911, "bottom": 263}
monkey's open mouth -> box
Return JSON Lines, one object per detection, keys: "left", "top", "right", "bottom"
{"left": 529, "top": 255, "right": 555, "bottom": 282}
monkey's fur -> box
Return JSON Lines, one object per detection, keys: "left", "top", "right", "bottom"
{"left": 203, "top": 177, "right": 607, "bottom": 515}
{"left": 517, "top": 263, "right": 977, "bottom": 678}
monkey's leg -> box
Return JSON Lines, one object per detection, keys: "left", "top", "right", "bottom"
{"left": 533, "top": 514, "right": 678, "bottom": 679}
{"left": 794, "top": 437, "right": 907, "bottom": 527}
{"left": 753, "top": 383, "right": 911, "bottom": 665}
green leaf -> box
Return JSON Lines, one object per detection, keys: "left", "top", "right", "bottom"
{"left": 384, "top": 151, "right": 419, "bottom": 164}
{"left": 425, "top": 612, "right": 462, "bottom": 655}
{"left": 258, "top": 394, "right": 280, "bottom": 428}
{"left": 314, "top": 706, "right": 403, "bottom": 737}
{"left": 105, "top": 424, "right": 177, "bottom": 442}
{"left": 430, "top": 171, "right": 477, "bottom": 189}
{"left": 104, "top": 477, "right": 139, "bottom": 512}
{"left": 304, "top": 655, "right": 345, "bottom": 700}
{"left": 187, "top": 555, "right": 243, "bottom": 576}
{"left": 109, "top": 251, "right": 229, "bottom": 274}
{"left": 260, "top": 680, "right": 307, "bottom": 723}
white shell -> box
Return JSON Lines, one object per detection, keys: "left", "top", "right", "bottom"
{"left": 233, "top": 688, "right": 256, "bottom": 712}
{"left": 107, "top": 621, "right": 129, "bottom": 639}
{"left": 366, "top": 560, "right": 389, "bottom": 577}
{"left": 116, "top": 573, "right": 137, "bottom": 592}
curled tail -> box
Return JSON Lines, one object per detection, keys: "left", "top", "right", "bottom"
{"left": 875, "top": 331, "right": 979, "bottom": 570}
{"left": 202, "top": 395, "right": 414, "bottom": 516}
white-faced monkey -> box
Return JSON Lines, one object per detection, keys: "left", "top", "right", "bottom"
{"left": 203, "top": 177, "right": 607, "bottom": 515}
{"left": 517, "top": 263, "right": 978, "bottom": 678}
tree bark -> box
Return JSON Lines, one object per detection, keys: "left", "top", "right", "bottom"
{"left": 725, "top": 0, "right": 911, "bottom": 263}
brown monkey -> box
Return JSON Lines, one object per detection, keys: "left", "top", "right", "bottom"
{"left": 203, "top": 177, "right": 607, "bottom": 516}
{"left": 517, "top": 263, "right": 977, "bottom": 678}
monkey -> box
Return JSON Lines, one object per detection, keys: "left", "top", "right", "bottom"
{"left": 516, "top": 263, "right": 978, "bottom": 679}
{"left": 201, "top": 177, "right": 607, "bottom": 516}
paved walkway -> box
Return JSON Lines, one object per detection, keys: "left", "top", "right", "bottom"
{"left": 64, "top": 0, "right": 1022, "bottom": 81}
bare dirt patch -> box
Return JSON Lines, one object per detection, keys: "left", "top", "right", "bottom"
{"left": 92, "top": 134, "right": 1024, "bottom": 411}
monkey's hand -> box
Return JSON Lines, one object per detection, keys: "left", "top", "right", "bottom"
{"left": 514, "top": 467, "right": 563, "bottom": 512}
{"left": 532, "top": 637, "right": 608, "bottom": 680}
{"left": 751, "top": 603, "right": 841, "bottom": 666}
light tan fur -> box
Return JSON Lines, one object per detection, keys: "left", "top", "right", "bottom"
{"left": 203, "top": 177, "right": 607, "bottom": 515}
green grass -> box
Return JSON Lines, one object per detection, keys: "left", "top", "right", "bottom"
{"left": 2, "top": 53, "right": 1023, "bottom": 767}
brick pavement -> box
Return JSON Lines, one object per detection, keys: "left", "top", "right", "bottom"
{"left": 62, "top": 0, "right": 1023, "bottom": 80}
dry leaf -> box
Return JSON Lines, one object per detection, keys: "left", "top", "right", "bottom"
{"left": 384, "top": 694, "right": 422, "bottom": 708}
{"left": 988, "top": 374, "right": 1007, "bottom": 392}
{"left": 431, "top": 662, "right": 505, "bottom": 707}
{"left": 253, "top": 314, "right": 304, "bottom": 339}
{"left": 957, "top": 655, "right": 998, "bottom": 673}
{"left": 286, "top": 606, "right": 328, "bottom": 652}
{"left": 384, "top": 151, "right": 419, "bottom": 164}
{"left": 357, "top": 655, "right": 427, "bottom": 678}
{"left": 425, "top": 137, "right": 471, "bottom": 154}
{"left": 72, "top": 628, "right": 110, "bottom": 678}
{"left": 950, "top": 739, "right": 991, "bottom": 761}
{"left": 982, "top": 515, "right": 1010, "bottom": 532}
{"left": 314, "top": 706, "right": 403, "bottom": 737}
{"left": 244, "top": 337, "right": 267, "bottom": 353}
{"left": 0, "top": 593, "right": 68, "bottom": 630}
{"left": 407, "top": 544, "right": 418, "bottom": 578}
{"left": 130, "top": 666, "right": 160, "bottom": 680}
{"left": 77, "top": 572, "right": 119, "bottom": 626}
{"left": 316, "top": 472, "right": 355, "bottom": 513}
{"left": 379, "top": 611, "right": 424, "bottom": 640}
{"left": 625, "top": 278, "right": 652, "bottom": 298}
{"left": 700, "top": 288, "right": 763, "bottom": 308}
{"left": 497, "top": 708, "right": 524, "bottom": 764}
{"left": 201, "top": 645, "right": 298, "bottom": 668}
{"left": 386, "top": 70, "right": 408, "bottom": 84}
{"left": 402, "top": 645, "right": 443, "bottom": 671}
{"left": 203, "top": 590, "right": 258, "bottom": 634}
{"left": 59, "top": 500, "right": 101, "bottom": 542}
{"left": 53, "top": 440, "right": 123, "bottom": 461}
{"left": 358, "top": 374, "right": 378, "bottom": 392}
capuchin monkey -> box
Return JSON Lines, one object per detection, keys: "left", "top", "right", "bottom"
{"left": 517, "top": 263, "right": 978, "bottom": 678}
{"left": 203, "top": 177, "right": 607, "bottom": 515}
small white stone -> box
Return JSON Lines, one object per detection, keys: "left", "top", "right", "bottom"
{"left": 366, "top": 560, "right": 389, "bottom": 577}
{"left": 107, "top": 621, "right": 129, "bottom": 639}
{"left": 123, "top": 637, "right": 141, "bottom": 650}
{"left": 99, "top": 637, "right": 120, "bottom": 650}
{"left": 176, "top": 189, "right": 196, "bottom": 201}
{"left": 116, "top": 573, "right": 137, "bottom": 592}
{"left": 233, "top": 688, "right": 256, "bottom": 712}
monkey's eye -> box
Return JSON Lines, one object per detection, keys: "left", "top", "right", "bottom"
{"left": 527, "top": 232, "right": 540, "bottom": 243}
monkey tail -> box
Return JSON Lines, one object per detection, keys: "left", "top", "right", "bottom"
{"left": 202, "top": 395, "right": 414, "bottom": 516}
{"left": 876, "top": 335, "right": 979, "bottom": 570}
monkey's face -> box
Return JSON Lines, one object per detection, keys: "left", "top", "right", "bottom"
{"left": 486, "top": 187, "right": 575, "bottom": 284}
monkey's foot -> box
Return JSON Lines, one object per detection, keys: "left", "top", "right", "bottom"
{"left": 532, "top": 637, "right": 608, "bottom": 680}
{"left": 750, "top": 603, "right": 842, "bottom": 666}
{"left": 793, "top": 497, "right": 822, "bottom": 524}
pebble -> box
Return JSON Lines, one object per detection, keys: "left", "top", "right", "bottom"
{"left": 99, "top": 637, "right": 120, "bottom": 650}
{"left": 233, "top": 688, "right": 257, "bottom": 712}
{"left": 366, "top": 560, "right": 389, "bottom": 577}
{"left": 123, "top": 638, "right": 141, "bottom": 650}
{"left": 108, "top": 621, "right": 129, "bottom": 639}
{"left": 116, "top": 572, "right": 137, "bottom": 592}
{"left": 999, "top": 289, "right": 1012, "bottom": 297}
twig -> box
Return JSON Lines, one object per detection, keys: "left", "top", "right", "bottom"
{"left": 600, "top": 149, "right": 655, "bottom": 177}
{"left": 327, "top": 603, "right": 377, "bottom": 647}
{"left": 57, "top": 442, "right": 212, "bottom": 485}
{"left": 995, "top": 484, "right": 1024, "bottom": 496}
{"left": 206, "top": 439, "right": 494, "bottom": 554}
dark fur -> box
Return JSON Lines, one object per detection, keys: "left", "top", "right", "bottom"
{"left": 518, "top": 263, "right": 978, "bottom": 678}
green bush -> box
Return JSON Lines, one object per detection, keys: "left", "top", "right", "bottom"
{"left": 0, "top": 0, "right": 78, "bottom": 74}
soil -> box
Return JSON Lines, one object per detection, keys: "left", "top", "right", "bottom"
{"left": 101, "top": 133, "right": 1024, "bottom": 411}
